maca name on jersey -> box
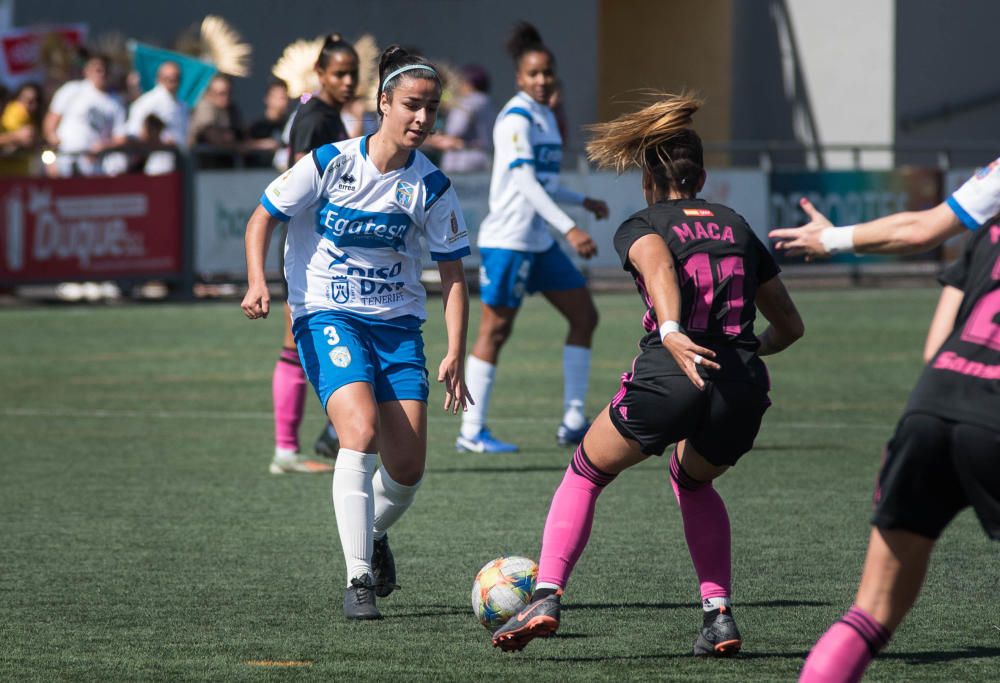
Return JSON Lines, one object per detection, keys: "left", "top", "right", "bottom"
{"left": 318, "top": 203, "right": 412, "bottom": 250}
{"left": 672, "top": 221, "right": 735, "bottom": 244}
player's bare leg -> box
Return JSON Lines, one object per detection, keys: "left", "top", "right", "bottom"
{"left": 494, "top": 408, "right": 646, "bottom": 651}
{"left": 543, "top": 287, "right": 599, "bottom": 446}
{"left": 370, "top": 399, "right": 428, "bottom": 597}
{"left": 799, "top": 528, "right": 934, "bottom": 682}
{"left": 459, "top": 303, "right": 520, "bottom": 453}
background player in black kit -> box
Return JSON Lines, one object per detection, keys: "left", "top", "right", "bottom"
{"left": 493, "top": 94, "right": 805, "bottom": 655}
{"left": 786, "top": 180, "right": 1000, "bottom": 681}
{"left": 269, "top": 34, "right": 359, "bottom": 475}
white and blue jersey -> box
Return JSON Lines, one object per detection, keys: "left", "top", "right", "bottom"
{"left": 478, "top": 91, "right": 584, "bottom": 252}
{"left": 947, "top": 157, "right": 1000, "bottom": 230}
{"left": 260, "top": 135, "right": 471, "bottom": 323}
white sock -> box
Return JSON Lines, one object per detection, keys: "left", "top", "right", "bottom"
{"left": 331, "top": 448, "right": 377, "bottom": 586}
{"left": 562, "top": 345, "right": 591, "bottom": 430}
{"left": 372, "top": 467, "right": 422, "bottom": 539}
{"left": 703, "top": 596, "right": 732, "bottom": 612}
{"left": 461, "top": 355, "right": 496, "bottom": 439}
{"left": 535, "top": 581, "right": 562, "bottom": 592}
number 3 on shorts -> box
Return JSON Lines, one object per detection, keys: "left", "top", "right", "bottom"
{"left": 323, "top": 325, "right": 340, "bottom": 345}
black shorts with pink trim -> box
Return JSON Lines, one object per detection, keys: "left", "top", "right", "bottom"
{"left": 872, "top": 412, "right": 1000, "bottom": 540}
{"left": 607, "top": 347, "right": 770, "bottom": 465}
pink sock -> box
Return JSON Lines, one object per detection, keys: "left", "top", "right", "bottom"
{"left": 537, "top": 445, "right": 616, "bottom": 588}
{"left": 272, "top": 347, "right": 306, "bottom": 451}
{"left": 669, "top": 451, "right": 731, "bottom": 602}
{"left": 800, "top": 606, "right": 891, "bottom": 683}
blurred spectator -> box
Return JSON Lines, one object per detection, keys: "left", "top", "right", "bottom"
{"left": 43, "top": 55, "right": 127, "bottom": 176}
{"left": 126, "top": 60, "right": 187, "bottom": 173}
{"left": 245, "top": 78, "right": 290, "bottom": 168}
{"left": 189, "top": 74, "right": 244, "bottom": 167}
{"left": 439, "top": 64, "right": 494, "bottom": 173}
{"left": 0, "top": 83, "right": 42, "bottom": 176}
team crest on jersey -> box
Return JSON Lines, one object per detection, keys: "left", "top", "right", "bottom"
{"left": 395, "top": 181, "right": 415, "bottom": 208}
{"left": 329, "top": 276, "right": 351, "bottom": 304}
{"left": 329, "top": 346, "right": 352, "bottom": 368}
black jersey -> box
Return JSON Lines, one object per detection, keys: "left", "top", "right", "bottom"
{"left": 905, "top": 223, "right": 1000, "bottom": 432}
{"left": 613, "top": 198, "right": 780, "bottom": 385}
{"left": 289, "top": 97, "right": 349, "bottom": 158}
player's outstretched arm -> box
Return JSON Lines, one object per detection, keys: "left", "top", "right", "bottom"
{"left": 626, "top": 233, "right": 721, "bottom": 390}
{"left": 770, "top": 198, "right": 965, "bottom": 258}
{"left": 241, "top": 205, "right": 278, "bottom": 320}
{"left": 755, "top": 276, "right": 805, "bottom": 356}
{"left": 437, "top": 258, "right": 472, "bottom": 414}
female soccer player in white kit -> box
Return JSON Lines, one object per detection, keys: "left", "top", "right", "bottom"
{"left": 457, "top": 22, "right": 609, "bottom": 453}
{"left": 242, "top": 46, "right": 472, "bottom": 620}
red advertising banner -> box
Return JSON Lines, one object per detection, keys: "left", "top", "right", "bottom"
{"left": 0, "top": 25, "right": 87, "bottom": 87}
{"left": 0, "top": 173, "right": 183, "bottom": 282}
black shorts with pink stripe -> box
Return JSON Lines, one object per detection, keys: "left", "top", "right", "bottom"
{"left": 872, "top": 412, "right": 1000, "bottom": 540}
{"left": 607, "top": 346, "right": 771, "bottom": 465}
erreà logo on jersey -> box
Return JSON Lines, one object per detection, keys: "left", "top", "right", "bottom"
{"left": 683, "top": 208, "right": 714, "bottom": 217}
{"left": 317, "top": 203, "right": 412, "bottom": 250}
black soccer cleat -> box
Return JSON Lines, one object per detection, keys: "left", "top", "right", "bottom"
{"left": 343, "top": 574, "right": 382, "bottom": 620}
{"left": 371, "top": 534, "right": 399, "bottom": 598}
{"left": 693, "top": 606, "right": 742, "bottom": 657}
{"left": 492, "top": 592, "right": 561, "bottom": 652}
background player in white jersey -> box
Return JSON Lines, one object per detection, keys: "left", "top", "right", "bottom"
{"left": 457, "top": 22, "right": 609, "bottom": 453}
{"left": 268, "top": 34, "right": 358, "bottom": 476}
{"left": 242, "top": 46, "right": 471, "bottom": 620}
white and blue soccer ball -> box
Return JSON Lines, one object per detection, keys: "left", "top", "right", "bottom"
{"left": 471, "top": 555, "right": 538, "bottom": 632}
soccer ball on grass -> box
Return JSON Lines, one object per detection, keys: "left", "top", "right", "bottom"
{"left": 471, "top": 555, "right": 538, "bottom": 632}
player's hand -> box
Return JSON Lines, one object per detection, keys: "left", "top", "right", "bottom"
{"left": 438, "top": 353, "right": 473, "bottom": 414}
{"left": 241, "top": 281, "right": 270, "bottom": 319}
{"left": 583, "top": 197, "right": 609, "bottom": 220}
{"left": 661, "top": 332, "right": 720, "bottom": 390}
{"left": 565, "top": 226, "right": 598, "bottom": 259}
{"left": 769, "top": 197, "right": 833, "bottom": 260}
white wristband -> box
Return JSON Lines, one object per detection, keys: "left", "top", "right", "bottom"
{"left": 819, "top": 226, "right": 856, "bottom": 254}
{"left": 659, "top": 320, "right": 681, "bottom": 341}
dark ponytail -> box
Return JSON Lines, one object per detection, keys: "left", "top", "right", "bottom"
{"left": 376, "top": 44, "right": 439, "bottom": 118}
{"left": 316, "top": 32, "right": 357, "bottom": 70}
{"left": 507, "top": 21, "right": 554, "bottom": 67}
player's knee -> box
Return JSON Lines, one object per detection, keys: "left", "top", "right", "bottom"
{"left": 669, "top": 452, "right": 710, "bottom": 491}
{"left": 336, "top": 418, "right": 378, "bottom": 452}
{"left": 575, "top": 304, "right": 599, "bottom": 335}
{"left": 485, "top": 319, "right": 514, "bottom": 348}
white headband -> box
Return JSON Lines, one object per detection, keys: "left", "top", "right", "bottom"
{"left": 381, "top": 64, "right": 438, "bottom": 92}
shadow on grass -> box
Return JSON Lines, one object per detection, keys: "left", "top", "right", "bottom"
{"left": 751, "top": 444, "right": 834, "bottom": 451}
{"left": 531, "top": 649, "right": 808, "bottom": 663}
{"left": 565, "top": 599, "right": 831, "bottom": 611}
{"left": 881, "top": 646, "right": 1000, "bottom": 664}
{"left": 427, "top": 466, "right": 569, "bottom": 475}
{"left": 388, "top": 604, "right": 470, "bottom": 619}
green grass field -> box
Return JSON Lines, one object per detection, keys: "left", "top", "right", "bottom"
{"left": 1, "top": 289, "right": 996, "bottom": 681}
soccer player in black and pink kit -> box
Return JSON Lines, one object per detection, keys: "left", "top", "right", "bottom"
{"left": 771, "top": 160, "right": 1000, "bottom": 683}
{"left": 492, "top": 93, "right": 805, "bottom": 655}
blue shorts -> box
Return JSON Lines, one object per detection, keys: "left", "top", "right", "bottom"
{"left": 479, "top": 243, "right": 586, "bottom": 309}
{"left": 294, "top": 310, "right": 429, "bottom": 409}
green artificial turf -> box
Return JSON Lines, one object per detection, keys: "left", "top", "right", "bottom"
{"left": 1, "top": 289, "right": 995, "bottom": 681}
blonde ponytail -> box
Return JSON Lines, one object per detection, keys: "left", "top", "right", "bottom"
{"left": 585, "top": 92, "right": 702, "bottom": 173}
